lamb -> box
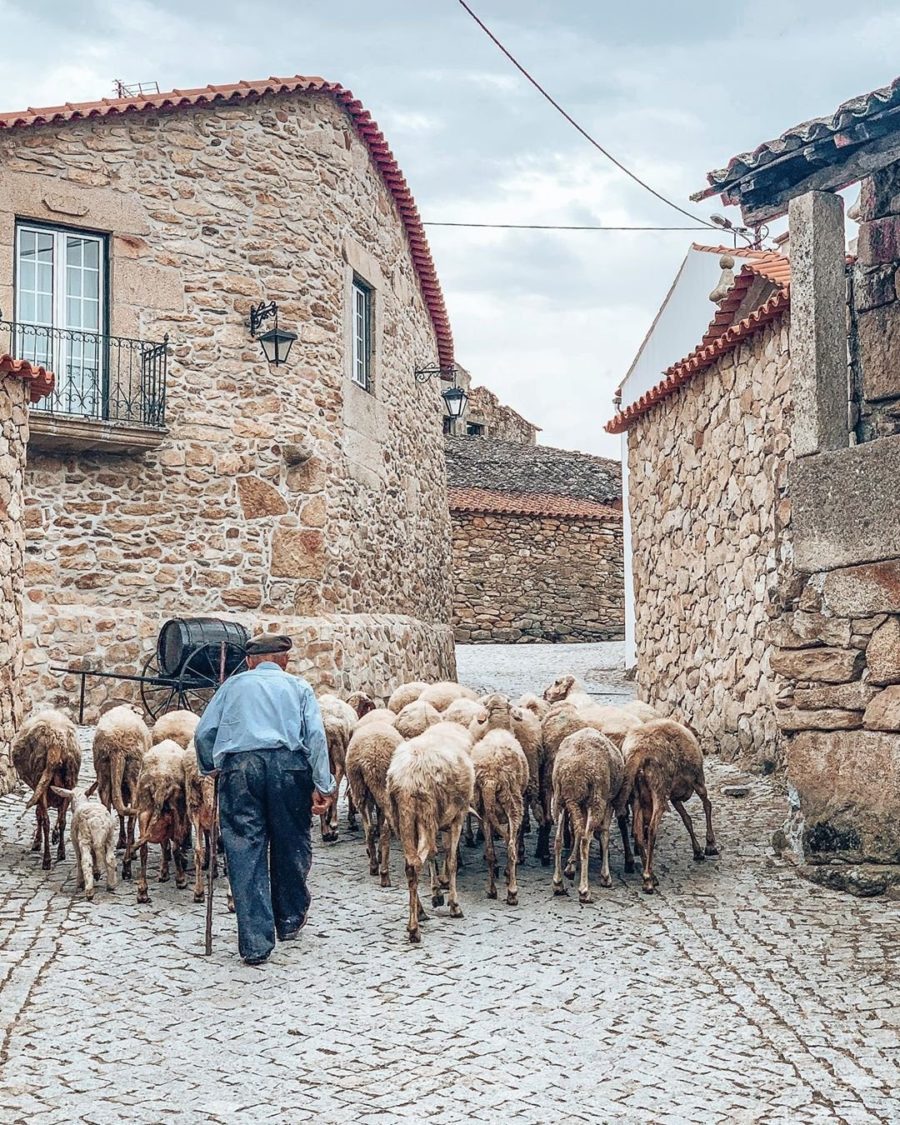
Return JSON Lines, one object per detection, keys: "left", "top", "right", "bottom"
{"left": 517, "top": 692, "right": 550, "bottom": 721}
{"left": 11, "top": 709, "right": 82, "bottom": 870}
{"left": 125, "top": 738, "right": 191, "bottom": 904}
{"left": 91, "top": 705, "right": 151, "bottom": 877}
{"left": 387, "top": 681, "right": 429, "bottom": 713}
{"left": 551, "top": 728, "right": 625, "bottom": 903}
{"left": 182, "top": 740, "right": 233, "bottom": 912}
{"left": 49, "top": 786, "right": 117, "bottom": 900}
{"left": 346, "top": 691, "right": 378, "bottom": 719}
{"left": 386, "top": 722, "right": 474, "bottom": 943}
{"left": 622, "top": 700, "right": 661, "bottom": 723}
{"left": 394, "top": 699, "right": 441, "bottom": 740}
{"left": 317, "top": 693, "right": 358, "bottom": 840}
{"left": 470, "top": 693, "right": 545, "bottom": 862}
{"left": 443, "top": 697, "right": 487, "bottom": 727}
{"left": 616, "top": 719, "right": 718, "bottom": 894}
{"left": 470, "top": 730, "right": 529, "bottom": 905}
{"left": 418, "top": 681, "right": 478, "bottom": 712}
{"left": 357, "top": 707, "right": 398, "bottom": 728}
{"left": 543, "top": 674, "right": 593, "bottom": 709}
{"left": 150, "top": 709, "right": 199, "bottom": 749}
{"left": 345, "top": 721, "right": 403, "bottom": 886}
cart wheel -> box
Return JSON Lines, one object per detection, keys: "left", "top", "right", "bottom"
{"left": 140, "top": 653, "right": 179, "bottom": 721}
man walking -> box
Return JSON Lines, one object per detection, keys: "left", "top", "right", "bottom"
{"left": 195, "top": 634, "right": 335, "bottom": 965}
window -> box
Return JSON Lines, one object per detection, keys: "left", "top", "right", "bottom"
{"left": 442, "top": 417, "right": 454, "bottom": 435}
{"left": 466, "top": 421, "right": 486, "bottom": 437}
{"left": 351, "top": 278, "right": 373, "bottom": 390}
{"left": 15, "top": 222, "right": 106, "bottom": 416}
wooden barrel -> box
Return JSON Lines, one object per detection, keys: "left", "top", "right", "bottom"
{"left": 157, "top": 618, "right": 250, "bottom": 678}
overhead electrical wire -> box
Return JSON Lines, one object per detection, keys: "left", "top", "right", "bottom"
{"left": 423, "top": 221, "right": 709, "bottom": 230}
{"left": 455, "top": 0, "right": 717, "bottom": 230}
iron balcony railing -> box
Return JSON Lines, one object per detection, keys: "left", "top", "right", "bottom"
{"left": 0, "top": 316, "right": 168, "bottom": 428}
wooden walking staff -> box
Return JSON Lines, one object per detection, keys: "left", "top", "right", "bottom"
{"left": 205, "top": 641, "right": 227, "bottom": 956}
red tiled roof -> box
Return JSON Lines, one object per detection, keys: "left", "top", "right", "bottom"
{"left": 449, "top": 486, "right": 622, "bottom": 521}
{"left": 606, "top": 251, "right": 790, "bottom": 435}
{"left": 0, "top": 76, "right": 453, "bottom": 369}
{"left": 0, "top": 355, "right": 54, "bottom": 402}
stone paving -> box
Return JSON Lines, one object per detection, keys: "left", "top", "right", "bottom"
{"left": 1, "top": 648, "right": 899, "bottom": 1123}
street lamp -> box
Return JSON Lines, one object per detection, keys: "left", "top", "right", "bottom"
{"left": 249, "top": 301, "right": 297, "bottom": 366}
{"left": 414, "top": 362, "right": 469, "bottom": 423}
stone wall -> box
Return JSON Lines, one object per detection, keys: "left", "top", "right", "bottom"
{"left": 0, "top": 373, "right": 28, "bottom": 792}
{"left": 451, "top": 509, "right": 624, "bottom": 643}
{"left": 0, "top": 92, "right": 455, "bottom": 718}
{"left": 463, "top": 385, "right": 538, "bottom": 443}
{"left": 627, "top": 315, "right": 792, "bottom": 764}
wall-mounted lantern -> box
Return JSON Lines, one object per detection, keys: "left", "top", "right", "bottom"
{"left": 414, "top": 363, "right": 469, "bottom": 422}
{"left": 249, "top": 300, "right": 297, "bottom": 366}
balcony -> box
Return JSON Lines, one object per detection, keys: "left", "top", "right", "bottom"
{"left": 0, "top": 318, "right": 169, "bottom": 453}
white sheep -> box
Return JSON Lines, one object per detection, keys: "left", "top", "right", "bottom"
{"left": 317, "top": 693, "right": 358, "bottom": 839}
{"left": 150, "top": 709, "right": 199, "bottom": 749}
{"left": 345, "top": 721, "right": 403, "bottom": 886}
{"left": 394, "top": 699, "right": 442, "bottom": 740}
{"left": 443, "top": 697, "right": 487, "bottom": 727}
{"left": 387, "top": 681, "right": 429, "bottom": 713}
{"left": 517, "top": 692, "right": 550, "bottom": 721}
{"left": 542, "top": 674, "right": 593, "bottom": 709}
{"left": 622, "top": 700, "right": 661, "bottom": 723}
{"left": 386, "top": 722, "right": 474, "bottom": 943}
{"left": 470, "top": 730, "right": 529, "bottom": 905}
{"left": 357, "top": 707, "right": 398, "bottom": 729}
{"left": 49, "top": 786, "right": 117, "bottom": 901}
{"left": 552, "top": 728, "right": 625, "bottom": 903}
{"left": 91, "top": 705, "right": 151, "bottom": 877}
{"left": 418, "top": 681, "right": 478, "bottom": 712}
{"left": 126, "top": 738, "right": 190, "bottom": 904}
{"left": 11, "top": 709, "right": 81, "bottom": 870}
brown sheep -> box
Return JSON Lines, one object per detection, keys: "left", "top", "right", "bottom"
{"left": 91, "top": 705, "right": 151, "bottom": 877}
{"left": 151, "top": 709, "right": 199, "bottom": 749}
{"left": 317, "top": 693, "right": 359, "bottom": 840}
{"left": 126, "top": 738, "right": 190, "bottom": 904}
{"left": 471, "top": 730, "right": 529, "bottom": 905}
{"left": 616, "top": 719, "right": 719, "bottom": 893}
{"left": 542, "top": 674, "right": 592, "bottom": 709}
{"left": 394, "top": 699, "right": 442, "bottom": 740}
{"left": 552, "top": 728, "right": 624, "bottom": 902}
{"left": 346, "top": 691, "right": 378, "bottom": 719}
{"left": 386, "top": 723, "right": 474, "bottom": 944}
{"left": 12, "top": 709, "right": 81, "bottom": 869}
{"left": 387, "top": 682, "right": 429, "bottom": 713}
{"left": 345, "top": 721, "right": 403, "bottom": 886}
{"left": 418, "top": 681, "right": 478, "bottom": 712}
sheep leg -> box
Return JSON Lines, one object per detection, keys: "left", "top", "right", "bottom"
{"left": 506, "top": 812, "right": 521, "bottom": 906}
{"left": 696, "top": 782, "right": 719, "bottom": 855}
{"left": 137, "top": 842, "right": 150, "bottom": 904}
{"left": 55, "top": 799, "right": 69, "bottom": 862}
{"left": 484, "top": 816, "right": 497, "bottom": 900}
{"left": 599, "top": 805, "right": 613, "bottom": 888}
{"left": 347, "top": 787, "right": 358, "bottom": 832}
{"left": 430, "top": 856, "right": 444, "bottom": 908}
{"left": 361, "top": 802, "right": 379, "bottom": 877}
{"left": 40, "top": 805, "right": 51, "bottom": 871}
{"left": 80, "top": 841, "right": 96, "bottom": 901}
{"left": 73, "top": 842, "right": 85, "bottom": 890}
{"left": 673, "top": 798, "right": 704, "bottom": 861}
{"left": 122, "top": 815, "right": 136, "bottom": 880}
{"left": 516, "top": 815, "right": 526, "bottom": 865}
{"left": 464, "top": 811, "right": 476, "bottom": 848}
{"left": 173, "top": 841, "right": 188, "bottom": 889}
{"left": 159, "top": 838, "right": 171, "bottom": 883}
{"left": 378, "top": 811, "right": 392, "bottom": 888}
{"left": 552, "top": 809, "right": 567, "bottom": 895}
{"left": 116, "top": 813, "right": 127, "bottom": 852}
{"left": 446, "top": 819, "right": 464, "bottom": 919}
{"left": 567, "top": 807, "right": 591, "bottom": 904}
{"left": 30, "top": 809, "right": 42, "bottom": 852}
{"left": 405, "top": 861, "right": 421, "bottom": 943}
{"left": 105, "top": 838, "right": 118, "bottom": 893}
{"left": 642, "top": 799, "right": 665, "bottom": 894}
{"left": 439, "top": 831, "right": 451, "bottom": 890}
{"left": 328, "top": 765, "right": 342, "bottom": 838}
{"left": 563, "top": 810, "right": 580, "bottom": 880}
{"left": 193, "top": 825, "right": 206, "bottom": 903}
{"left": 618, "top": 811, "right": 636, "bottom": 874}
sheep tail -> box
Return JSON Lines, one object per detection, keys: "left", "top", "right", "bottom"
{"left": 26, "top": 762, "right": 54, "bottom": 810}
{"left": 480, "top": 776, "right": 499, "bottom": 830}
{"left": 615, "top": 753, "right": 642, "bottom": 817}
{"left": 110, "top": 750, "right": 129, "bottom": 816}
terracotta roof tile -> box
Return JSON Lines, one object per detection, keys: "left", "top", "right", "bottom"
{"left": 0, "top": 354, "right": 54, "bottom": 402}
{"left": 605, "top": 257, "right": 790, "bottom": 435}
{"left": 0, "top": 76, "right": 453, "bottom": 368}
{"left": 449, "top": 486, "right": 621, "bottom": 521}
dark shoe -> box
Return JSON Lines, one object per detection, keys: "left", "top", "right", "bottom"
{"left": 242, "top": 951, "right": 271, "bottom": 966}
{"left": 278, "top": 913, "right": 308, "bottom": 941}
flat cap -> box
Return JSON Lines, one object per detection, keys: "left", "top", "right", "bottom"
{"left": 245, "top": 633, "right": 293, "bottom": 656}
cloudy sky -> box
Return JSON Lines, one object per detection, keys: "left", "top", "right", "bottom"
{"left": 3, "top": 1, "right": 899, "bottom": 455}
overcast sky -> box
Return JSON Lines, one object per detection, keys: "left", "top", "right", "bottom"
{"left": 3, "top": 1, "right": 899, "bottom": 456}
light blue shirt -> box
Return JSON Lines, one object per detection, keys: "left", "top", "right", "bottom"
{"left": 194, "top": 662, "right": 335, "bottom": 794}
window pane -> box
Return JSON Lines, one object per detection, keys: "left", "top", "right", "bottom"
{"left": 82, "top": 239, "right": 99, "bottom": 269}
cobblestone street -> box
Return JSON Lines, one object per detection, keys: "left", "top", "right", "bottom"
{"left": 1, "top": 648, "right": 899, "bottom": 1123}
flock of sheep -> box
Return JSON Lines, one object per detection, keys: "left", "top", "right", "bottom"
{"left": 9, "top": 673, "right": 719, "bottom": 945}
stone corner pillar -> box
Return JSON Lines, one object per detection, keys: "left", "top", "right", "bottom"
{"left": 788, "top": 190, "right": 848, "bottom": 457}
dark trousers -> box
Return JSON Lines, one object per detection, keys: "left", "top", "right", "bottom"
{"left": 218, "top": 749, "right": 314, "bottom": 961}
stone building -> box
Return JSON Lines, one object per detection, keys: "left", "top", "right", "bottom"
{"left": 446, "top": 436, "right": 624, "bottom": 643}
{"left": 0, "top": 353, "right": 52, "bottom": 791}
{"left": 612, "top": 74, "right": 900, "bottom": 891}
{"left": 0, "top": 76, "right": 458, "bottom": 717}
{"left": 444, "top": 367, "right": 540, "bottom": 443}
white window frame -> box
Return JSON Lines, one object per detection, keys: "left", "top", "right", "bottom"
{"left": 351, "top": 277, "right": 373, "bottom": 391}
{"left": 14, "top": 221, "right": 106, "bottom": 417}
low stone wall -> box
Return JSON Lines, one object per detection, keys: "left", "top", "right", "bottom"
{"left": 0, "top": 375, "right": 28, "bottom": 792}
{"left": 29, "top": 605, "right": 455, "bottom": 722}
{"left": 627, "top": 315, "right": 792, "bottom": 764}
{"left": 451, "top": 510, "right": 624, "bottom": 643}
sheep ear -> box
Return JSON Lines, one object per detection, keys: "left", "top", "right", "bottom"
{"left": 511, "top": 706, "right": 525, "bottom": 722}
